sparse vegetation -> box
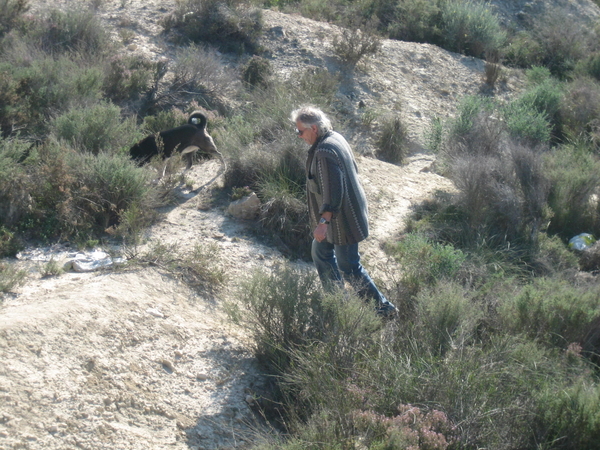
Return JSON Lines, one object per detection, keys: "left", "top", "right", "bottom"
{"left": 4, "top": 1, "right": 600, "bottom": 449}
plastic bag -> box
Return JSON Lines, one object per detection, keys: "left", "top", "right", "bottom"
{"left": 568, "top": 233, "right": 596, "bottom": 251}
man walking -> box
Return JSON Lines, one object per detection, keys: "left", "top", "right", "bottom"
{"left": 291, "top": 105, "right": 397, "bottom": 316}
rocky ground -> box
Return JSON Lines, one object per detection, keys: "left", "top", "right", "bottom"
{"left": 2, "top": 0, "right": 599, "bottom": 449}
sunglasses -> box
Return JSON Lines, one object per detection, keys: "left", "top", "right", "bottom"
{"left": 295, "top": 127, "right": 310, "bottom": 136}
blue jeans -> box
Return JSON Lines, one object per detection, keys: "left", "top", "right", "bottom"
{"left": 311, "top": 239, "right": 391, "bottom": 307}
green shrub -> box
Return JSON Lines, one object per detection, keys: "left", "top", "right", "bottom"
{"left": 415, "top": 280, "right": 482, "bottom": 356}
{"left": 1, "top": 54, "right": 105, "bottom": 135}
{"left": 0, "top": 262, "right": 26, "bottom": 294}
{"left": 226, "top": 264, "right": 324, "bottom": 372}
{"left": 162, "top": 0, "right": 263, "bottom": 54}
{"left": 140, "top": 108, "right": 188, "bottom": 135}
{"left": 531, "top": 10, "right": 595, "bottom": 79}
{"left": 68, "top": 151, "right": 159, "bottom": 231}
{"left": 375, "top": 114, "right": 408, "bottom": 164}
{"left": 169, "top": 43, "right": 240, "bottom": 111}
{"left": 440, "top": 0, "right": 506, "bottom": 58}
{"left": 102, "top": 55, "right": 154, "bottom": 102}
{"left": 0, "top": 0, "right": 29, "bottom": 37}
{"left": 576, "top": 52, "right": 600, "bottom": 81}
{"left": 0, "top": 226, "right": 22, "bottom": 258}
{"left": 533, "top": 232, "right": 579, "bottom": 275}
{"left": 332, "top": 23, "right": 381, "bottom": 67}
{"left": 0, "top": 136, "right": 30, "bottom": 228}
{"left": 30, "top": 8, "right": 111, "bottom": 56}
{"left": 544, "top": 142, "right": 600, "bottom": 238}
{"left": 241, "top": 55, "right": 272, "bottom": 88}
{"left": 537, "top": 380, "right": 600, "bottom": 449}
{"left": 501, "top": 101, "right": 552, "bottom": 144}
{"left": 560, "top": 77, "right": 600, "bottom": 146}
{"left": 504, "top": 30, "right": 544, "bottom": 69}
{"left": 50, "top": 102, "right": 139, "bottom": 154}
{"left": 384, "top": 0, "right": 442, "bottom": 45}
{"left": 448, "top": 95, "right": 494, "bottom": 139}
{"left": 425, "top": 116, "right": 443, "bottom": 152}
{"left": 385, "top": 233, "right": 466, "bottom": 297}
{"left": 499, "top": 277, "right": 600, "bottom": 348}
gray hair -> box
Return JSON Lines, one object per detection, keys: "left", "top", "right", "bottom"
{"left": 290, "top": 105, "right": 333, "bottom": 137}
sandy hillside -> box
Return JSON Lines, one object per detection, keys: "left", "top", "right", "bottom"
{"left": 2, "top": 1, "right": 599, "bottom": 449}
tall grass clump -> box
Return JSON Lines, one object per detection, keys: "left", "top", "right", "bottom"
{"left": 440, "top": 0, "right": 506, "bottom": 58}
{"left": 0, "top": 136, "right": 31, "bottom": 229}
{"left": 498, "top": 277, "right": 600, "bottom": 349}
{"left": 375, "top": 113, "right": 408, "bottom": 164}
{"left": 544, "top": 141, "right": 600, "bottom": 239}
{"left": 385, "top": 232, "right": 465, "bottom": 299}
{"left": 0, "top": 262, "right": 26, "bottom": 294}
{"left": 560, "top": 76, "right": 600, "bottom": 149}
{"left": 161, "top": 0, "right": 263, "bottom": 54}
{"left": 27, "top": 8, "right": 111, "bottom": 56}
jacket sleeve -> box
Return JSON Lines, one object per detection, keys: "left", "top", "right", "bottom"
{"left": 315, "top": 150, "right": 344, "bottom": 215}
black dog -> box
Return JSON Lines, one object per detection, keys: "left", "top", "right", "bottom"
{"left": 130, "top": 111, "right": 219, "bottom": 169}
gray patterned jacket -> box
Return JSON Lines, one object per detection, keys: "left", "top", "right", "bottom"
{"left": 306, "top": 131, "right": 369, "bottom": 245}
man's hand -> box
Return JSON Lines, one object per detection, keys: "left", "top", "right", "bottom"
{"left": 314, "top": 223, "right": 328, "bottom": 242}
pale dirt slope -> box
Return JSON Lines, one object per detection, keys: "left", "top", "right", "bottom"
{"left": 2, "top": 1, "right": 599, "bottom": 449}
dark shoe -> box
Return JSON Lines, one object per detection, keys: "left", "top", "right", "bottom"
{"left": 376, "top": 301, "right": 397, "bottom": 317}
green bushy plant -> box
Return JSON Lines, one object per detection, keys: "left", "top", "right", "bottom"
{"left": 241, "top": 55, "right": 272, "bottom": 88}
{"left": 501, "top": 100, "right": 552, "bottom": 144}
{"left": 440, "top": 0, "right": 506, "bottom": 58}
{"left": 226, "top": 264, "right": 324, "bottom": 372}
{"left": 1, "top": 54, "right": 105, "bottom": 135}
{"left": 530, "top": 10, "right": 596, "bottom": 79}
{"left": 50, "top": 102, "right": 139, "bottom": 154}
{"left": 375, "top": 114, "right": 408, "bottom": 164}
{"left": 537, "top": 380, "right": 600, "bottom": 449}
{"left": 498, "top": 277, "right": 600, "bottom": 348}
{"left": 162, "top": 0, "right": 263, "bottom": 54}
{"left": 169, "top": 43, "right": 240, "bottom": 111}
{"left": 576, "top": 52, "right": 600, "bottom": 81}
{"left": 0, "top": 226, "right": 22, "bottom": 258}
{"left": 385, "top": 232, "right": 465, "bottom": 297}
{"left": 332, "top": 22, "right": 381, "bottom": 68}
{"left": 29, "top": 8, "right": 111, "bottom": 56}
{"left": 544, "top": 142, "right": 600, "bottom": 238}
{"left": 0, "top": 136, "right": 31, "bottom": 228}
{"left": 384, "top": 0, "right": 442, "bottom": 45}
{"left": 102, "top": 55, "right": 154, "bottom": 102}
{"left": 68, "top": 151, "right": 159, "bottom": 231}
{"left": 0, "top": 0, "right": 29, "bottom": 37}
{"left": 0, "top": 262, "right": 26, "bottom": 294}
{"left": 560, "top": 76, "right": 600, "bottom": 146}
